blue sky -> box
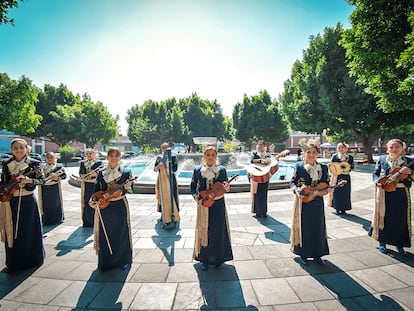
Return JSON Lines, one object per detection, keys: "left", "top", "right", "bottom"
{"left": 0, "top": 0, "right": 353, "bottom": 134}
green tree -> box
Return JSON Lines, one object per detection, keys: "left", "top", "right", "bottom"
{"left": 280, "top": 24, "right": 413, "bottom": 162}
{"left": 0, "top": 0, "right": 21, "bottom": 26}
{"left": 233, "top": 90, "right": 288, "bottom": 145}
{"left": 0, "top": 73, "right": 42, "bottom": 134}
{"left": 58, "top": 144, "right": 75, "bottom": 166}
{"left": 51, "top": 99, "right": 118, "bottom": 147}
{"left": 32, "top": 83, "right": 80, "bottom": 142}
{"left": 342, "top": 0, "right": 414, "bottom": 112}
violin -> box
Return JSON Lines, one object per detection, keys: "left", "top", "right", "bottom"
{"left": 198, "top": 174, "right": 239, "bottom": 207}
{"left": 299, "top": 180, "right": 347, "bottom": 203}
{"left": 0, "top": 166, "right": 41, "bottom": 202}
{"left": 378, "top": 161, "right": 414, "bottom": 192}
{"left": 91, "top": 177, "right": 137, "bottom": 209}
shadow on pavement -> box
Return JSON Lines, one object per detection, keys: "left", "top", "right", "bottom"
{"left": 152, "top": 220, "right": 181, "bottom": 266}
{"left": 194, "top": 263, "right": 258, "bottom": 310}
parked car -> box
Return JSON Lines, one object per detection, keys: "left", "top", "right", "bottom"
{"left": 0, "top": 152, "right": 12, "bottom": 163}
{"left": 29, "top": 152, "right": 42, "bottom": 161}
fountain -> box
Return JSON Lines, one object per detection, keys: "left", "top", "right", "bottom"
{"left": 69, "top": 152, "right": 295, "bottom": 194}
{"left": 124, "top": 152, "right": 294, "bottom": 194}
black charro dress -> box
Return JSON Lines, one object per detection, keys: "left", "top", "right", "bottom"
{"left": 372, "top": 155, "right": 412, "bottom": 248}
{"left": 39, "top": 163, "right": 67, "bottom": 225}
{"left": 330, "top": 153, "right": 354, "bottom": 212}
{"left": 1, "top": 158, "right": 45, "bottom": 270}
{"left": 79, "top": 159, "right": 102, "bottom": 227}
{"left": 191, "top": 165, "right": 233, "bottom": 266}
{"left": 93, "top": 166, "right": 133, "bottom": 271}
{"left": 290, "top": 161, "right": 330, "bottom": 259}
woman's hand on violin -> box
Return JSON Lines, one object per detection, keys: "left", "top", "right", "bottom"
{"left": 124, "top": 180, "right": 132, "bottom": 190}
{"left": 400, "top": 167, "right": 413, "bottom": 175}
{"left": 223, "top": 182, "right": 230, "bottom": 192}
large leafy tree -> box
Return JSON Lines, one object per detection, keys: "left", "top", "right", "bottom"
{"left": 127, "top": 93, "right": 229, "bottom": 150}
{"left": 0, "top": 73, "right": 42, "bottom": 134}
{"left": 342, "top": 0, "right": 414, "bottom": 112}
{"left": 280, "top": 24, "right": 413, "bottom": 162}
{"left": 233, "top": 90, "right": 288, "bottom": 145}
{"left": 32, "top": 83, "right": 80, "bottom": 140}
{"left": 50, "top": 97, "right": 118, "bottom": 147}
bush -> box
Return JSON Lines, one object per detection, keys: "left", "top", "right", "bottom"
{"left": 58, "top": 145, "right": 75, "bottom": 165}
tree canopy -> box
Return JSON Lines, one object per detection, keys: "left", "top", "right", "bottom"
{"left": 233, "top": 90, "right": 288, "bottom": 145}
{"left": 0, "top": 73, "right": 42, "bottom": 134}
{"left": 279, "top": 24, "right": 414, "bottom": 161}
{"left": 342, "top": 0, "right": 414, "bottom": 112}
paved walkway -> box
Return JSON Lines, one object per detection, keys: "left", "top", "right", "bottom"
{"left": 0, "top": 165, "right": 413, "bottom": 310}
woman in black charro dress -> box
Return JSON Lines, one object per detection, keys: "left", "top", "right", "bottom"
{"left": 89, "top": 147, "right": 133, "bottom": 271}
{"left": 191, "top": 145, "right": 233, "bottom": 271}
{"left": 0, "top": 138, "right": 45, "bottom": 270}
{"left": 329, "top": 142, "right": 354, "bottom": 214}
{"left": 39, "top": 152, "right": 66, "bottom": 225}
{"left": 371, "top": 138, "right": 413, "bottom": 256}
{"left": 290, "top": 143, "right": 331, "bottom": 266}
{"left": 79, "top": 149, "right": 102, "bottom": 227}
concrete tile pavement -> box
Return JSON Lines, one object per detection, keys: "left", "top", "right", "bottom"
{"left": 0, "top": 165, "right": 413, "bottom": 310}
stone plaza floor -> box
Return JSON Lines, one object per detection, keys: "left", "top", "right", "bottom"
{"left": 0, "top": 164, "right": 413, "bottom": 310}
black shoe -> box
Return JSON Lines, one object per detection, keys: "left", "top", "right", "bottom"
{"left": 379, "top": 243, "right": 387, "bottom": 254}
{"left": 120, "top": 263, "right": 130, "bottom": 270}
{"left": 398, "top": 247, "right": 407, "bottom": 256}
{"left": 342, "top": 210, "right": 347, "bottom": 215}
{"left": 315, "top": 257, "right": 325, "bottom": 265}
{"left": 299, "top": 257, "right": 309, "bottom": 266}
{"left": 201, "top": 263, "right": 209, "bottom": 271}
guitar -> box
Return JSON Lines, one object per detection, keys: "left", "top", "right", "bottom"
{"left": 0, "top": 166, "right": 41, "bottom": 202}
{"left": 329, "top": 162, "right": 351, "bottom": 176}
{"left": 299, "top": 180, "right": 347, "bottom": 203}
{"left": 378, "top": 160, "right": 414, "bottom": 192}
{"left": 246, "top": 149, "right": 290, "bottom": 183}
{"left": 91, "top": 176, "right": 137, "bottom": 209}
{"left": 198, "top": 174, "right": 239, "bottom": 208}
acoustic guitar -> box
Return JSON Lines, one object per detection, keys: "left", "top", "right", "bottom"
{"left": 246, "top": 149, "right": 290, "bottom": 183}
{"left": 0, "top": 166, "right": 41, "bottom": 202}
{"left": 329, "top": 162, "right": 351, "bottom": 176}
{"left": 92, "top": 176, "right": 137, "bottom": 209}
{"left": 299, "top": 180, "right": 347, "bottom": 203}
{"left": 198, "top": 174, "right": 239, "bottom": 208}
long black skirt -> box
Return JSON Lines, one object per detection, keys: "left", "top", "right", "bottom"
{"left": 293, "top": 196, "right": 329, "bottom": 258}
{"left": 6, "top": 195, "right": 44, "bottom": 270}
{"left": 379, "top": 188, "right": 411, "bottom": 247}
{"left": 195, "top": 198, "right": 233, "bottom": 266}
{"left": 98, "top": 199, "right": 132, "bottom": 271}
{"left": 82, "top": 182, "right": 96, "bottom": 227}
{"left": 332, "top": 174, "right": 352, "bottom": 212}
{"left": 252, "top": 182, "right": 269, "bottom": 216}
{"left": 40, "top": 183, "right": 64, "bottom": 225}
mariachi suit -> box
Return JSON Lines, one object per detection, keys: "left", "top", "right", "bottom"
{"left": 250, "top": 151, "right": 271, "bottom": 217}
{"left": 92, "top": 166, "right": 133, "bottom": 271}
{"left": 39, "top": 162, "right": 67, "bottom": 225}
{"left": 79, "top": 159, "right": 102, "bottom": 227}
{"left": 290, "top": 161, "right": 330, "bottom": 259}
{"left": 190, "top": 165, "right": 233, "bottom": 266}
{"left": 371, "top": 155, "right": 413, "bottom": 248}
{"left": 0, "top": 157, "right": 45, "bottom": 270}
{"left": 330, "top": 153, "right": 354, "bottom": 213}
